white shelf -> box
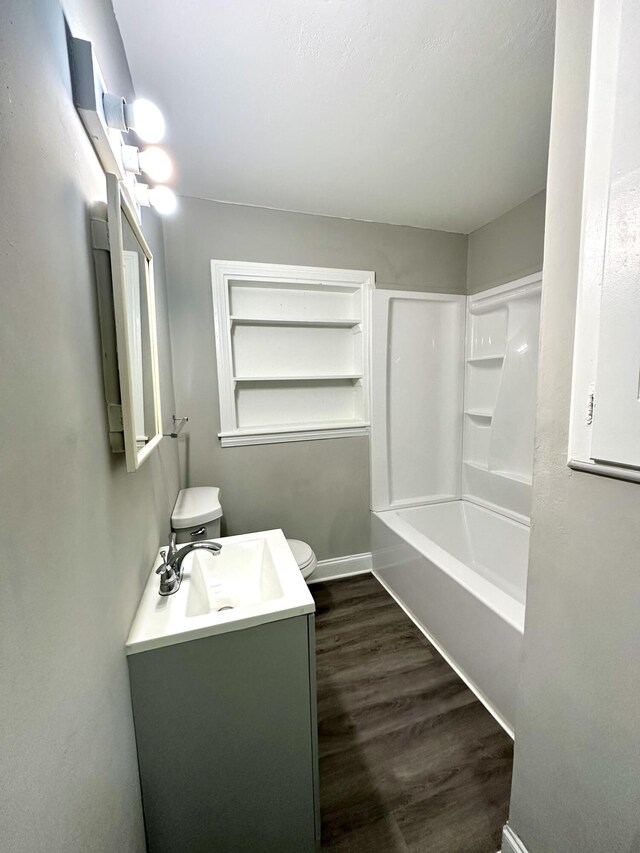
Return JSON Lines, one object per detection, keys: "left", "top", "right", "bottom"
{"left": 465, "top": 409, "right": 494, "bottom": 419}
{"left": 466, "top": 354, "right": 505, "bottom": 364}
{"left": 219, "top": 421, "right": 370, "bottom": 447}
{"left": 230, "top": 316, "right": 360, "bottom": 328}
{"left": 233, "top": 374, "right": 362, "bottom": 383}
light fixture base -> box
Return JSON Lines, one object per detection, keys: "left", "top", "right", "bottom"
{"left": 103, "top": 92, "right": 128, "bottom": 131}
{"left": 68, "top": 35, "right": 141, "bottom": 219}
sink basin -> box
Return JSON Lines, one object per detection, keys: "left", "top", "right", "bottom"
{"left": 185, "top": 537, "right": 283, "bottom": 617}
{"left": 126, "top": 529, "right": 315, "bottom": 655}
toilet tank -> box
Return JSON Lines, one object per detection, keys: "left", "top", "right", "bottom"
{"left": 171, "top": 487, "right": 223, "bottom": 545}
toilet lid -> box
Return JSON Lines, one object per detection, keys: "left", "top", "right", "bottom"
{"left": 287, "top": 539, "right": 315, "bottom": 569}
{"left": 172, "top": 487, "right": 222, "bottom": 528}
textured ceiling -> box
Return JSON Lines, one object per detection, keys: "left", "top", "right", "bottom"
{"left": 113, "top": 0, "right": 555, "bottom": 233}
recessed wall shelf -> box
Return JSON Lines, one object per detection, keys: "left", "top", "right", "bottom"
{"left": 230, "top": 316, "right": 361, "bottom": 328}
{"left": 212, "top": 260, "right": 373, "bottom": 446}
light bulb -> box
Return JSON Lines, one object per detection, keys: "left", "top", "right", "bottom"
{"left": 134, "top": 182, "right": 151, "bottom": 207}
{"left": 148, "top": 186, "right": 177, "bottom": 215}
{"left": 138, "top": 146, "right": 173, "bottom": 182}
{"left": 128, "top": 99, "right": 165, "bottom": 143}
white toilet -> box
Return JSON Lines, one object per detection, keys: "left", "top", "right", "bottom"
{"left": 171, "top": 487, "right": 317, "bottom": 581}
{"left": 284, "top": 538, "right": 317, "bottom": 580}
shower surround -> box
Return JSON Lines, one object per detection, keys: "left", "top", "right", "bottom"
{"left": 371, "top": 273, "right": 542, "bottom": 734}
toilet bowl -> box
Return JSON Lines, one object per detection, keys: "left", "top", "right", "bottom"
{"left": 171, "top": 487, "right": 318, "bottom": 582}
{"left": 285, "top": 538, "right": 317, "bottom": 580}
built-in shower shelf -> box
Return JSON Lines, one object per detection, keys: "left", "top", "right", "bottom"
{"left": 495, "top": 469, "right": 533, "bottom": 486}
{"left": 465, "top": 409, "right": 494, "bottom": 420}
{"left": 233, "top": 374, "right": 362, "bottom": 383}
{"left": 463, "top": 460, "right": 533, "bottom": 486}
{"left": 466, "top": 354, "right": 505, "bottom": 364}
{"left": 464, "top": 460, "right": 490, "bottom": 472}
{"left": 230, "top": 316, "right": 361, "bottom": 328}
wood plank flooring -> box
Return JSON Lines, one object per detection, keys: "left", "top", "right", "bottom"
{"left": 312, "top": 574, "right": 513, "bottom": 853}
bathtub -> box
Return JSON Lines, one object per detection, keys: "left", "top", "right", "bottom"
{"left": 371, "top": 499, "right": 528, "bottom": 736}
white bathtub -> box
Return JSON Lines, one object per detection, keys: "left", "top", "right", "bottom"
{"left": 372, "top": 499, "right": 528, "bottom": 736}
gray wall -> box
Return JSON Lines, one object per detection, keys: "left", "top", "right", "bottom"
{"left": 466, "top": 190, "right": 546, "bottom": 294}
{"left": 508, "top": 2, "right": 640, "bottom": 850}
{"left": 163, "top": 197, "right": 467, "bottom": 559}
{"left": 0, "top": 2, "right": 180, "bottom": 850}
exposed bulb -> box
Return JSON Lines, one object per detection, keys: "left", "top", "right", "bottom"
{"left": 138, "top": 146, "right": 173, "bottom": 182}
{"left": 148, "top": 185, "right": 177, "bottom": 215}
{"left": 128, "top": 99, "right": 165, "bottom": 143}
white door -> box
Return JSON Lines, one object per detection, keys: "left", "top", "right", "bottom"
{"left": 590, "top": 0, "right": 640, "bottom": 468}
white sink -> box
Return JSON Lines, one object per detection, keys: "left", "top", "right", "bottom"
{"left": 126, "top": 529, "right": 315, "bottom": 655}
{"left": 185, "top": 537, "right": 283, "bottom": 616}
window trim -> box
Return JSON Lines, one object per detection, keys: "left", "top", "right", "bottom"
{"left": 211, "top": 260, "right": 373, "bottom": 447}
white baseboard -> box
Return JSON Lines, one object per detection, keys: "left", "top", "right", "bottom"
{"left": 502, "top": 824, "right": 529, "bottom": 853}
{"left": 306, "top": 552, "right": 372, "bottom": 584}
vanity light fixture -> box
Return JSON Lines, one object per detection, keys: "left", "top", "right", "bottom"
{"left": 122, "top": 145, "right": 174, "bottom": 183}
{"left": 68, "top": 35, "right": 176, "bottom": 219}
{"left": 135, "top": 183, "right": 178, "bottom": 216}
{"left": 102, "top": 95, "right": 165, "bottom": 142}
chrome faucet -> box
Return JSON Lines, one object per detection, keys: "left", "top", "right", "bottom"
{"left": 156, "top": 532, "right": 222, "bottom": 596}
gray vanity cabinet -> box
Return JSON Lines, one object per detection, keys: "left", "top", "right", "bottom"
{"left": 127, "top": 614, "right": 319, "bottom": 853}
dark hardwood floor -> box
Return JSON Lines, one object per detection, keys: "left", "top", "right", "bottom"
{"left": 312, "top": 574, "right": 513, "bottom": 853}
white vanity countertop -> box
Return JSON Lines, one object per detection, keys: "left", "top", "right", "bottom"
{"left": 126, "top": 529, "right": 315, "bottom": 655}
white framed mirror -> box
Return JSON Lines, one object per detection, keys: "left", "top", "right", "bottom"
{"left": 93, "top": 173, "right": 162, "bottom": 472}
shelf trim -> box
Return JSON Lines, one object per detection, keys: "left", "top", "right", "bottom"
{"left": 230, "top": 316, "right": 361, "bottom": 328}
{"left": 219, "top": 423, "right": 370, "bottom": 447}
{"left": 233, "top": 374, "right": 362, "bottom": 383}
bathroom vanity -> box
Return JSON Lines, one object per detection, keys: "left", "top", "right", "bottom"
{"left": 126, "top": 530, "right": 319, "bottom": 853}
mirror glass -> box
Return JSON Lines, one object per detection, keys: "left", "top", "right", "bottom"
{"left": 121, "top": 215, "right": 159, "bottom": 451}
